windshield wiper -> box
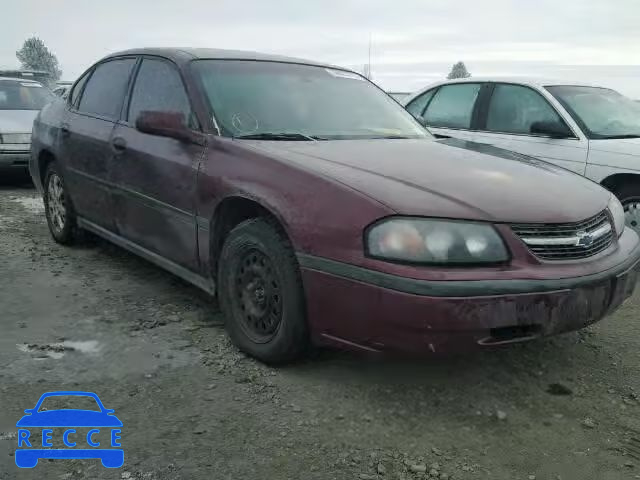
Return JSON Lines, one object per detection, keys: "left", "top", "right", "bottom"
{"left": 234, "top": 132, "right": 324, "bottom": 141}
{"left": 599, "top": 134, "right": 640, "bottom": 139}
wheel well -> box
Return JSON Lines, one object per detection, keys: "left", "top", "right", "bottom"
{"left": 209, "top": 197, "right": 285, "bottom": 275}
{"left": 601, "top": 173, "right": 640, "bottom": 195}
{"left": 38, "top": 150, "right": 56, "bottom": 182}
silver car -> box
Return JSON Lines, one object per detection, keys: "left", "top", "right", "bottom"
{"left": 0, "top": 77, "right": 55, "bottom": 174}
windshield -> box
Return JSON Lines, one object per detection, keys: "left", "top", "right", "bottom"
{"left": 192, "top": 60, "right": 429, "bottom": 140}
{"left": 0, "top": 80, "right": 54, "bottom": 110}
{"left": 546, "top": 85, "right": 640, "bottom": 139}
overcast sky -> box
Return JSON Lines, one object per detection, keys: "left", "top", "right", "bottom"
{"left": 3, "top": 0, "right": 640, "bottom": 97}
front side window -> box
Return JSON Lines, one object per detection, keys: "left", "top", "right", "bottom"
{"left": 191, "top": 60, "right": 429, "bottom": 140}
{"left": 486, "top": 84, "right": 566, "bottom": 135}
{"left": 128, "top": 58, "right": 193, "bottom": 127}
{"left": 0, "top": 80, "right": 54, "bottom": 110}
{"left": 78, "top": 58, "right": 136, "bottom": 119}
{"left": 406, "top": 88, "right": 437, "bottom": 119}
{"left": 546, "top": 85, "right": 640, "bottom": 139}
{"left": 423, "top": 83, "right": 481, "bottom": 129}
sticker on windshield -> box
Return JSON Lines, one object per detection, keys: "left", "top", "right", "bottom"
{"left": 325, "top": 69, "right": 364, "bottom": 81}
{"left": 21, "top": 83, "right": 42, "bottom": 87}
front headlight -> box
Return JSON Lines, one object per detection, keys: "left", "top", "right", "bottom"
{"left": 0, "top": 133, "right": 32, "bottom": 144}
{"left": 366, "top": 217, "right": 509, "bottom": 265}
{"left": 608, "top": 195, "right": 625, "bottom": 237}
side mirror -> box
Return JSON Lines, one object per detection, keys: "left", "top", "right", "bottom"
{"left": 135, "top": 111, "right": 201, "bottom": 144}
{"left": 530, "top": 120, "right": 572, "bottom": 139}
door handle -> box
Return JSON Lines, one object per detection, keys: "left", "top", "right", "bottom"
{"left": 112, "top": 137, "right": 127, "bottom": 153}
{"left": 60, "top": 124, "right": 71, "bottom": 137}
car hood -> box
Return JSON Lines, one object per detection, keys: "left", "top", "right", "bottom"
{"left": 0, "top": 110, "right": 38, "bottom": 133}
{"left": 16, "top": 410, "right": 123, "bottom": 427}
{"left": 246, "top": 138, "right": 610, "bottom": 223}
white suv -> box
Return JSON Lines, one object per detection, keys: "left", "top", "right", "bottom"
{"left": 405, "top": 78, "right": 640, "bottom": 233}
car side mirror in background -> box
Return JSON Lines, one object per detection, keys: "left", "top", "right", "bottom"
{"left": 530, "top": 120, "right": 573, "bottom": 139}
{"left": 135, "top": 111, "right": 203, "bottom": 144}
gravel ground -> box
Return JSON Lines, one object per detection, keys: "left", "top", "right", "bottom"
{"left": 1, "top": 179, "right": 640, "bottom": 480}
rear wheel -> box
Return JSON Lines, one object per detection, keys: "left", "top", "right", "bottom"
{"left": 613, "top": 183, "right": 640, "bottom": 234}
{"left": 218, "top": 218, "right": 308, "bottom": 364}
{"left": 43, "top": 162, "right": 82, "bottom": 244}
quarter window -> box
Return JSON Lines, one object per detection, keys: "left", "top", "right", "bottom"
{"left": 423, "top": 83, "right": 481, "bottom": 129}
{"left": 78, "top": 58, "right": 136, "bottom": 119}
{"left": 128, "top": 59, "right": 193, "bottom": 127}
{"left": 486, "top": 84, "right": 566, "bottom": 135}
{"left": 70, "top": 71, "right": 91, "bottom": 108}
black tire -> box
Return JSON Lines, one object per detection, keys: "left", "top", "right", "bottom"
{"left": 43, "top": 162, "right": 82, "bottom": 245}
{"left": 612, "top": 182, "right": 640, "bottom": 232}
{"left": 217, "top": 218, "right": 308, "bottom": 364}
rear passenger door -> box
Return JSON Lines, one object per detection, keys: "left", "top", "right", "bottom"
{"left": 110, "top": 57, "right": 204, "bottom": 271}
{"left": 411, "top": 83, "right": 483, "bottom": 141}
{"left": 473, "top": 83, "right": 588, "bottom": 174}
{"left": 62, "top": 58, "right": 136, "bottom": 230}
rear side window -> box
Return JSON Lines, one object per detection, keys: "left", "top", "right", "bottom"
{"left": 486, "top": 84, "right": 565, "bottom": 135}
{"left": 127, "top": 58, "right": 193, "bottom": 127}
{"left": 406, "top": 88, "right": 437, "bottom": 118}
{"left": 78, "top": 58, "right": 136, "bottom": 119}
{"left": 424, "top": 83, "right": 481, "bottom": 129}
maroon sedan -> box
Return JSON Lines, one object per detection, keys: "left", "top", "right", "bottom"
{"left": 30, "top": 48, "right": 640, "bottom": 363}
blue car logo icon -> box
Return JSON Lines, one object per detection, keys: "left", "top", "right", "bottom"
{"left": 16, "top": 391, "right": 123, "bottom": 468}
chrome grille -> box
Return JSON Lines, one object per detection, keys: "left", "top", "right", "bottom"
{"left": 511, "top": 211, "right": 614, "bottom": 260}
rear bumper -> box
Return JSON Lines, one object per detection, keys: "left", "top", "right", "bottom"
{"left": 299, "top": 240, "right": 640, "bottom": 354}
{"left": 0, "top": 151, "right": 30, "bottom": 170}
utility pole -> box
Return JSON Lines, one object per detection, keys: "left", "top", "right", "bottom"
{"left": 362, "top": 34, "right": 373, "bottom": 80}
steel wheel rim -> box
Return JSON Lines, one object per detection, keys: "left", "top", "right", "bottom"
{"left": 47, "top": 173, "right": 66, "bottom": 234}
{"left": 232, "top": 248, "right": 282, "bottom": 343}
{"left": 625, "top": 200, "right": 640, "bottom": 233}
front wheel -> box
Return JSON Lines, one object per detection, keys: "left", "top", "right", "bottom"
{"left": 217, "top": 218, "right": 308, "bottom": 364}
{"left": 613, "top": 183, "right": 640, "bottom": 234}
{"left": 43, "top": 162, "right": 82, "bottom": 245}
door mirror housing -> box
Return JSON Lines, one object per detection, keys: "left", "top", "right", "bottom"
{"left": 135, "top": 111, "right": 202, "bottom": 144}
{"left": 530, "top": 120, "right": 572, "bottom": 139}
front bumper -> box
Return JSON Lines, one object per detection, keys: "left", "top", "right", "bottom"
{"left": 299, "top": 239, "right": 640, "bottom": 354}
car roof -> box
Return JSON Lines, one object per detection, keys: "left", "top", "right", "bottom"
{"left": 103, "top": 47, "right": 348, "bottom": 71}
{"left": 0, "top": 76, "right": 42, "bottom": 84}
{"left": 429, "top": 76, "right": 605, "bottom": 88}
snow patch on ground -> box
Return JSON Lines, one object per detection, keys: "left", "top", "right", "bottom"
{"left": 10, "top": 195, "right": 44, "bottom": 214}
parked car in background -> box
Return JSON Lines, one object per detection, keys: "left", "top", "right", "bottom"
{"left": 0, "top": 69, "right": 52, "bottom": 87}
{"left": 405, "top": 78, "right": 640, "bottom": 233}
{"left": 0, "top": 77, "right": 55, "bottom": 175}
{"left": 30, "top": 49, "right": 639, "bottom": 364}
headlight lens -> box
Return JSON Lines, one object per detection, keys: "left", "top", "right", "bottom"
{"left": 608, "top": 195, "right": 625, "bottom": 237}
{"left": 367, "top": 218, "right": 509, "bottom": 264}
{"left": 0, "top": 133, "right": 32, "bottom": 144}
